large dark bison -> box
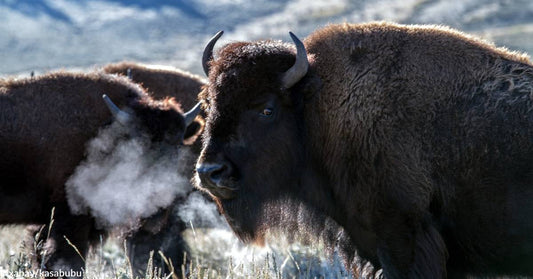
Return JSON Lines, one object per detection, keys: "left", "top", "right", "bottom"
{"left": 0, "top": 71, "right": 201, "bottom": 276}
{"left": 194, "top": 22, "right": 533, "bottom": 278}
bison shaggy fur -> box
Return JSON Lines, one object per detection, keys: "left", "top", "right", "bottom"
{"left": 102, "top": 61, "right": 205, "bottom": 108}
{"left": 195, "top": 22, "right": 533, "bottom": 278}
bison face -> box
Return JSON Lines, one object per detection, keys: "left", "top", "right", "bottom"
{"left": 136, "top": 103, "right": 199, "bottom": 147}
{"left": 194, "top": 32, "right": 321, "bottom": 242}
{"left": 103, "top": 95, "right": 202, "bottom": 148}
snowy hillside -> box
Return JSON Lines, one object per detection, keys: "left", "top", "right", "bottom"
{"left": 1, "top": 0, "right": 532, "bottom": 76}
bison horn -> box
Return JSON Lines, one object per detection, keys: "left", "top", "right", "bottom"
{"left": 102, "top": 94, "right": 133, "bottom": 125}
{"left": 281, "top": 32, "right": 309, "bottom": 89}
{"left": 184, "top": 102, "right": 202, "bottom": 126}
{"left": 202, "top": 31, "right": 224, "bottom": 76}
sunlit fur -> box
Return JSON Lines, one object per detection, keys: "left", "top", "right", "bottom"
{"left": 0, "top": 71, "right": 202, "bottom": 276}
{"left": 196, "top": 22, "right": 533, "bottom": 278}
{"left": 102, "top": 61, "right": 205, "bottom": 108}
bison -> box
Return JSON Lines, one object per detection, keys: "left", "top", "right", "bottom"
{"left": 194, "top": 22, "right": 533, "bottom": 278}
{"left": 100, "top": 62, "right": 208, "bottom": 275}
{"left": 102, "top": 61, "right": 205, "bottom": 108}
{"left": 0, "top": 71, "right": 201, "bottom": 276}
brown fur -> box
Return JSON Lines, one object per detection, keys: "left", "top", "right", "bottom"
{"left": 0, "top": 71, "right": 201, "bottom": 276}
{"left": 196, "top": 22, "right": 533, "bottom": 278}
{"left": 102, "top": 61, "right": 205, "bottom": 108}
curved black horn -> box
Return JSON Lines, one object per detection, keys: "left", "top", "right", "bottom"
{"left": 202, "top": 31, "right": 224, "bottom": 76}
{"left": 281, "top": 32, "right": 309, "bottom": 89}
{"left": 102, "top": 94, "right": 133, "bottom": 125}
{"left": 184, "top": 102, "right": 202, "bottom": 126}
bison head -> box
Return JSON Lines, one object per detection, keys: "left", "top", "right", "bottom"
{"left": 194, "top": 32, "right": 323, "bottom": 243}
{"left": 103, "top": 94, "right": 202, "bottom": 147}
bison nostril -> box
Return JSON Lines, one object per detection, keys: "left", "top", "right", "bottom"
{"left": 196, "top": 160, "right": 237, "bottom": 199}
{"left": 210, "top": 164, "right": 227, "bottom": 181}
{"left": 196, "top": 162, "right": 232, "bottom": 188}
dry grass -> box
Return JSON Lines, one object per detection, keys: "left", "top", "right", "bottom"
{"left": 0, "top": 225, "right": 352, "bottom": 279}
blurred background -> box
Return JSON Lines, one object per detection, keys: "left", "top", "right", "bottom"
{"left": 1, "top": 0, "right": 532, "bottom": 77}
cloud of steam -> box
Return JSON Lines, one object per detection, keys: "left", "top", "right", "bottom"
{"left": 177, "top": 191, "right": 228, "bottom": 229}
{"left": 66, "top": 122, "right": 193, "bottom": 229}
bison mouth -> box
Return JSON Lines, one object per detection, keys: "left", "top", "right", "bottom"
{"left": 193, "top": 174, "right": 237, "bottom": 200}
{"left": 206, "top": 183, "right": 237, "bottom": 199}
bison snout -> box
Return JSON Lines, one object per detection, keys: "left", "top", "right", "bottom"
{"left": 197, "top": 163, "right": 229, "bottom": 185}
{"left": 196, "top": 161, "right": 236, "bottom": 199}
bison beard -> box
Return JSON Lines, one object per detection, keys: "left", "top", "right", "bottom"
{"left": 195, "top": 22, "right": 533, "bottom": 279}
{"left": 217, "top": 191, "right": 366, "bottom": 271}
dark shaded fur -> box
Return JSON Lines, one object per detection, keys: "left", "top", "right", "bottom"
{"left": 196, "top": 22, "right": 533, "bottom": 278}
{"left": 125, "top": 197, "right": 188, "bottom": 278}
{"left": 0, "top": 71, "right": 202, "bottom": 277}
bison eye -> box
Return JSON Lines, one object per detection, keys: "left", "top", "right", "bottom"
{"left": 260, "top": 108, "right": 273, "bottom": 117}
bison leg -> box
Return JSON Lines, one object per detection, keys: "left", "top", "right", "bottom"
{"left": 376, "top": 214, "right": 447, "bottom": 279}
{"left": 34, "top": 203, "right": 98, "bottom": 278}
{"left": 126, "top": 207, "right": 189, "bottom": 278}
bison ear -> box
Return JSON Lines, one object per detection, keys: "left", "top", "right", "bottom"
{"left": 290, "top": 71, "right": 322, "bottom": 103}
{"left": 183, "top": 116, "right": 205, "bottom": 145}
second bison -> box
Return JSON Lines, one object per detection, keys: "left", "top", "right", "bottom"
{"left": 0, "top": 71, "right": 201, "bottom": 276}
{"left": 100, "top": 62, "right": 208, "bottom": 275}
